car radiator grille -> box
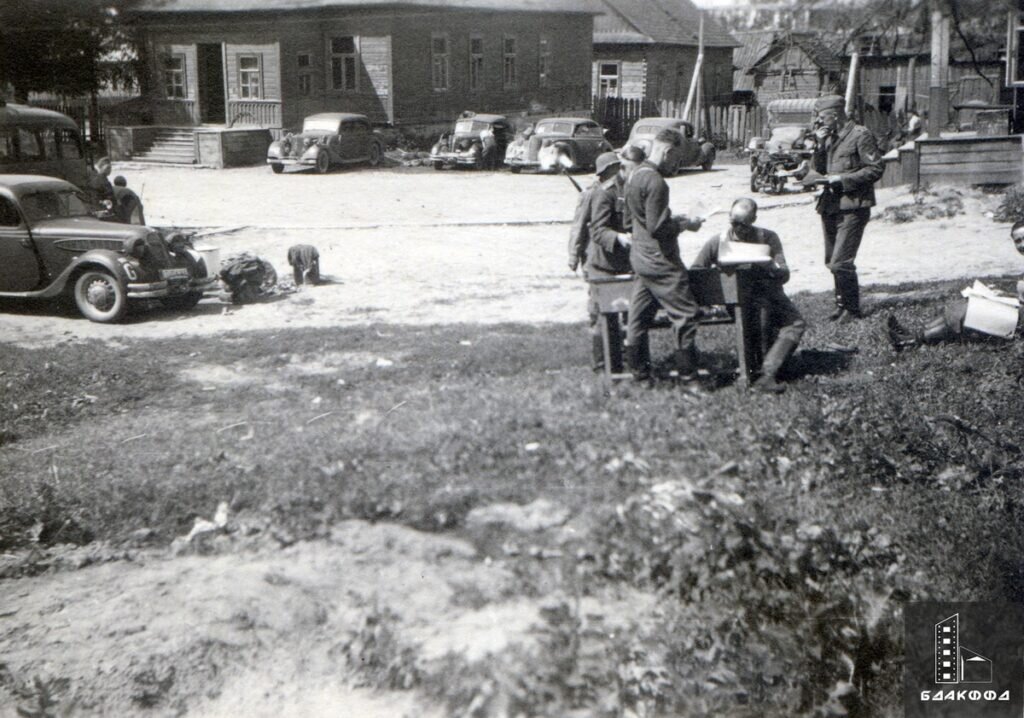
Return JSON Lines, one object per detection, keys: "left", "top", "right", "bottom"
{"left": 145, "top": 233, "right": 172, "bottom": 262}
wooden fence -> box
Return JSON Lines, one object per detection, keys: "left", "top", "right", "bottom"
{"left": 593, "top": 96, "right": 770, "bottom": 148}
{"left": 593, "top": 95, "right": 913, "bottom": 151}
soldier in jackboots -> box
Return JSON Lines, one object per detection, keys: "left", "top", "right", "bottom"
{"left": 621, "top": 130, "right": 704, "bottom": 387}
{"left": 811, "top": 95, "right": 884, "bottom": 322}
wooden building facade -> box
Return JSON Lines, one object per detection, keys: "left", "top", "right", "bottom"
{"left": 734, "top": 31, "right": 842, "bottom": 105}
{"left": 592, "top": 0, "right": 737, "bottom": 106}
{"left": 130, "top": 0, "right": 597, "bottom": 131}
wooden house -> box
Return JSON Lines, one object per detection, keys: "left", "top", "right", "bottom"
{"left": 733, "top": 30, "right": 842, "bottom": 105}
{"left": 111, "top": 0, "right": 598, "bottom": 164}
{"left": 592, "top": 0, "right": 738, "bottom": 106}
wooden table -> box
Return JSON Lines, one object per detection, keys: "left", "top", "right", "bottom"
{"left": 588, "top": 267, "right": 766, "bottom": 387}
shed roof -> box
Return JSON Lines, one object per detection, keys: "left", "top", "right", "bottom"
{"left": 136, "top": 0, "right": 600, "bottom": 13}
{"left": 594, "top": 0, "right": 738, "bottom": 48}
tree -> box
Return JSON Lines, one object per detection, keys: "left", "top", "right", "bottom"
{"left": 0, "top": 0, "right": 140, "bottom": 103}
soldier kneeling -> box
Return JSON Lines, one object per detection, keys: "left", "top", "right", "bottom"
{"left": 287, "top": 244, "right": 320, "bottom": 286}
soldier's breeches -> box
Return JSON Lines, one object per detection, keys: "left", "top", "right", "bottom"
{"left": 822, "top": 208, "right": 871, "bottom": 276}
{"left": 759, "top": 292, "right": 806, "bottom": 376}
{"left": 626, "top": 272, "right": 699, "bottom": 352}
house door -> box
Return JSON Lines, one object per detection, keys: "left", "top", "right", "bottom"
{"left": 197, "top": 43, "right": 226, "bottom": 124}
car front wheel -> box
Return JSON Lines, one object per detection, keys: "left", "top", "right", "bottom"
{"left": 271, "top": 162, "right": 284, "bottom": 174}
{"left": 368, "top": 142, "right": 382, "bottom": 167}
{"left": 74, "top": 269, "right": 127, "bottom": 323}
{"left": 315, "top": 152, "right": 330, "bottom": 174}
{"left": 160, "top": 291, "right": 203, "bottom": 312}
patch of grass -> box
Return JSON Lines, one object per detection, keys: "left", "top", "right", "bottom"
{"left": 3, "top": 278, "right": 1023, "bottom": 715}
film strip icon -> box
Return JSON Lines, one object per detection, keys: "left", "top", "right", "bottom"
{"left": 935, "top": 614, "right": 959, "bottom": 683}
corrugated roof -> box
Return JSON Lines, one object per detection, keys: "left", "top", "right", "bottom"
{"left": 594, "top": 0, "right": 739, "bottom": 48}
{"left": 137, "top": 0, "right": 601, "bottom": 13}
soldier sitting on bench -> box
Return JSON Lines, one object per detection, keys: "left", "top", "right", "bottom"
{"left": 692, "top": 197, "right": 806, "bottom": 394}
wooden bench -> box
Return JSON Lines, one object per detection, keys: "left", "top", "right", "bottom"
{"left": 588, "top": 267, "right": 766, "bottom": 387}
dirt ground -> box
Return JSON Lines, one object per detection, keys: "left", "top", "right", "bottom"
{"left": 1, "top": 161, "right": 1022, "bottom": 716}
{"left": 0, "top": 162, "right": 1020, "bottom": 347}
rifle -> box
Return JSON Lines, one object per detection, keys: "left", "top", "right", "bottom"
{"left": 558, "top": 154, "right": 583, "bottom": 193}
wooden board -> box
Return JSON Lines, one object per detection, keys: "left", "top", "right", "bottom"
{"left": 917, "top": 135, "right": 1023, "bottom": 186}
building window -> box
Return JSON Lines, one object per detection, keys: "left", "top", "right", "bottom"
{"left": 503, "top": 36, "right": 517, "bottom": 88}
{"left": 238, "top": 54, "right": 262, "bottom": 99}
{"left": 598, "top": 62, "right": 619, "bottom": 97}
{"left": 331, "top": 36, "right": 358, "bottom": 91}
{"left": 877, "top": 84, "right": 896, "bottom": 114}
{"left": 432, "top": 34, "right": 450, "bottom": 91}
{"left": 164, "top": 54, "right": 186, "bottom": 99}
{"left": 297, "top": 53, "right": 313, "bottom": 96}
{"left": 470, "top": 35, "right": 484, "bottom": 91}
{"left": 538, "top": 37, "right": 551, "bottom": 88}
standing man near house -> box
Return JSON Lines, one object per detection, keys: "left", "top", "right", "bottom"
{"left": 811, "top": 95, "right": 884, "bottom": 322}
{"left": 622, "top": 131, "right": 704, "bottom": 386}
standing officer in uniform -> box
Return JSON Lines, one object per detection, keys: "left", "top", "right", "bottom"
{"left": 622, "top": 129, "right": 704, "bottom": 386}
{"left": 811, "top": 95, "right": 884, "bottom": 322}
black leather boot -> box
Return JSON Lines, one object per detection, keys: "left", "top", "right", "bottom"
{"left": 828, "top": 275, "right": 844, "bottom": 321}
{"left": 626, "top": 341, "right": 651, "bottom": 382}
{"left": 591, "top": 334, "right": 605, "bottom": 372}
{"left": 835, "top": 273, "right": 862, "bottom": 322}
{"left": 886, "top": 315, "right": 918, "bottom": 352}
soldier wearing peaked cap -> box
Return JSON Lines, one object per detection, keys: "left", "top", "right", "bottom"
{"left": 811, "top": 94, "right": 884, "bottom": 322}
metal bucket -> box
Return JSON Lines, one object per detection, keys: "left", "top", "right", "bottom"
{"left": 195, "top": 246, "right": 221, "bottom": 277}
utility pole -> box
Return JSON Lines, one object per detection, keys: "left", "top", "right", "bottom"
{"left": 928, "top": 0, "right": 951, "bottom": 136}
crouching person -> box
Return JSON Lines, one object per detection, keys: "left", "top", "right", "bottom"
{"left": 692, "top": 198, "right": 806, "bottom": 393}
{"left": 887, "top": 221, "right": 1024, "bottom": 350}
{"left": 287, "top": 244, "right": 320, "bottom": 286}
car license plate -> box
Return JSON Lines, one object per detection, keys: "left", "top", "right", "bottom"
{"left": 160, "top": 267, "right": 189, "bottom": 280}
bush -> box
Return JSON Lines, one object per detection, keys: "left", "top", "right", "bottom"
{"left": 993, "top": 183, "right": 1024, "bottom": 224}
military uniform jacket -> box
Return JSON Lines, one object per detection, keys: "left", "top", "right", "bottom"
{"left": 623, "top": 162, "right": 682, "bottom": 277}
{"left": 813, "top": 121, "right": 884, "bottom": 215}
{"left": 585, "top": 178, "right": 632, "bottom": 277}
{"left": 691, "top": 226, "right": 791, "bottom": 294}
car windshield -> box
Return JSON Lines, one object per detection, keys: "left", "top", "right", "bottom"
{"left": 574, "top": 124, "right": 604, "bottom": 138}
{"left": 455, "top": 120, "right": 491, "bottom": 134}
{"left": 20, "top": 189, "right": 92, "bottom": 221}
{"left": 536, "top": 122, "right": 574, "bottom": 135}
{"left": 302, "top": 118, "right": 341, "bottom": 133}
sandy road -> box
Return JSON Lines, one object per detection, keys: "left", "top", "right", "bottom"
{"left": 0, "top": 162, "right": 1020, "bottom": 347}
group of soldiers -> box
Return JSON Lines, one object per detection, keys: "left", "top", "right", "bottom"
{"left": 572, "top": 94, "right": 886, "bottom": 394}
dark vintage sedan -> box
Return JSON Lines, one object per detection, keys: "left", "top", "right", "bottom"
{"left": 504, "top": 117, "right": 612, "bottom": 173}
{"left": 429, "top": 113, "right": 513, "bottom": 170}
{"left": 626, "top": 118, "right": 716, "bottom": 174}
{"left": 0, "top": 175, "right": 217, "bottom": 322}
{"left": 267, "top": 113, "right": 384, "bottom": 174}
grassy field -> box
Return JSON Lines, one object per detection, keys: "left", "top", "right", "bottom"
{"left": 2, "top": 278, "right": 1023, "bottom": 715}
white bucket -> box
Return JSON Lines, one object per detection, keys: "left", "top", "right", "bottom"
{"left": 195, "top": 246, "right": 221, "bottom": 277}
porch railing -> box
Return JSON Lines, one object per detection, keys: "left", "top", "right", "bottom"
{"left": 227, "top": 100, "right": 282, "bottom": 128}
